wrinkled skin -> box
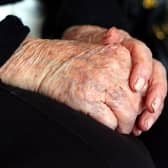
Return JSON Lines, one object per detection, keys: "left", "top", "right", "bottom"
{"left": 63, "top": 25, "right": 167, "bottom": 135}
{"left": 0, "top": 37, "right": 144, "bottom": 134}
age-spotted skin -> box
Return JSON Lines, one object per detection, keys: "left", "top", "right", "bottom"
{"left": 0, "top": 37, "right": 144, "bottom": 134}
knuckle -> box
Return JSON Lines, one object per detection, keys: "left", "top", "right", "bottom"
{"left": 132, "top": 59, "right": 152, "bottom": 76}
{"left": 134, "top": 40, "right": 152, "bottom": 58}
{"left": 133, "top": 63, "right": 152, "bottom": 79}
{"left": 134, "top": 40, "right": 144, "bottom": 48}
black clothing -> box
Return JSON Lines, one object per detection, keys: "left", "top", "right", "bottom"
{"left": 42, "top": 0, "right": 168, "bottom": 72}
{"left": 0, "top": 0, "right": 22, "bottom": 5}
{"left": 0, "top": 0, "right": 168, "bottom": 168}
{"left": 0, "top": 83, "right": 155, "bottom": 168}
{"left": 0, "top": 15, "right": 29, "bottom": 66}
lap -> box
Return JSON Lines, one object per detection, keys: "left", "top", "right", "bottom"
{"left": 0, "top": 83, "right": 155, "bottom": 168}
{"left": 140, "top": 96, "right": 168, "bottom": 168}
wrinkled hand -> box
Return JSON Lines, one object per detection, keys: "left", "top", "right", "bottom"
{"left": 0, "top": 37, "right": 144, "bottom": 134}
{"left": 63, "top": 26, "right": 167, "bottom": 135}
{"left": 104, "top": 27, "right": 167, "bottom": 135}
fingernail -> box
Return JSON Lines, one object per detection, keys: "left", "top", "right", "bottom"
{"left": 135, "top": 130, "right": 142, "bottom": 136}
{"left": 134, "top": 78, "right": 145, "bottom": 92}
{"left": 145, "top": 118, "right": 153, "bottom": 131}
{"left": 151, "top": 97, "right": 161, "bottom": 113}
{"left": 143, "top": 83, "right": 148, "bottom": 92}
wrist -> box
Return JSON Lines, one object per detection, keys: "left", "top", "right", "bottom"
{"left": 0, "top": 37, "right": 99, "bottom": 96}
{"left": 0, "top": 36, "right": 41, "bottom": 91}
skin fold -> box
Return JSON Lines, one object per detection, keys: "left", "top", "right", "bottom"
{"left": 0, "top": 37, "right": 145, "bottom": 134}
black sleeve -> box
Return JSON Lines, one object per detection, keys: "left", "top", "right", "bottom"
{"left": 0, "top": 0, "right": 22, "bottom": 5}
{"left": 0, "top": 15, "right": 30, "bottom": 67}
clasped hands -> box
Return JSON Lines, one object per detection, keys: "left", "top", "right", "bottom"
{"left": 0, "top": 26, "right": 167, "bottom": 136}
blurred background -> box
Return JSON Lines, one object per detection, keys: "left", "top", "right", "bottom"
{"left": 0, "top": 0, "right": 168, "bottom": 71}
{"left": 0, "top": 0, "right": 43, "bottom": 37}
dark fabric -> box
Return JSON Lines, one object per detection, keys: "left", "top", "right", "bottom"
{"left": 0, "top": 15, "right": 29, "bottom": 66}
{"left": 140, "top": 98, "right": 168, "bottom": 168}
{"left": 41, "top": 0, "right": 168, "bottom": 77}
{"left": 42, "top": 0, "right": 130, "bottom": 39}
{"left": 0, "top": 0, "right": 22, "bottom": 5}
{"left": 0, "top": 82, "right": 155, "bottom": 168}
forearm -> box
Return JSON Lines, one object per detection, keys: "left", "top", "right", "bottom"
{"left": 0, "top": 36, "right": 100, "bottom": 97}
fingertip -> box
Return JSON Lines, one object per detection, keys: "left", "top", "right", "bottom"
{"left": 136, "top": 110, "right": 150, "bottom": 131}
{"left": 145, "top": 87, "right": 162, "bottom": 113}
{"left": 145, "top": 59, "right": 167, "bottom": 113}
{"left": 132, "top": 126, "right": 142, "bottom": 136}
{"left": 102, "top": 115, "right": 118, "bottom": 130}
{"left": 137, "top": 110, "right": 158, "bottom": 132}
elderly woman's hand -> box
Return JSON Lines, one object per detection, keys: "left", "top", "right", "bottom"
{"left": 63, "top": 26, "right": 167, "bottom": 135}
{"left": 0, "top": 37, "right": 144, "bottom": 134}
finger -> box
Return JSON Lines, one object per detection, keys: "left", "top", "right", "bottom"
{"left": 122, "top": 39, "right": 153, "bottom": 92}
{"left": 132, "top": 125, "right": 142, "bottom": 136}
{"left": 105, "top": 91, "right": 138, "bottom": 134}
{"left": 116, "top": 110, "right": 137, "bottom": 134}
{"left": 116, "top": 111, "right": 137, "bottom": 134}
{"left": 132, "top": 108, "right": 146, "bottom": 136}
{"left": 103, "top": 27, "right": 153, "bottom": 93}
{"left": 145, "top": 59, "right": 167, "bottom": 113}
{"left": 132, "top": 59, "right": 167, "bottom": 132}
{"left": 87, "top": 102, "right": 118, "bottom": 130}
{"left": 103, "top": 27, "right": 130, "bottom": 45}
{"left": 137, "top": 103, "right": 164, "bottom": 131}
